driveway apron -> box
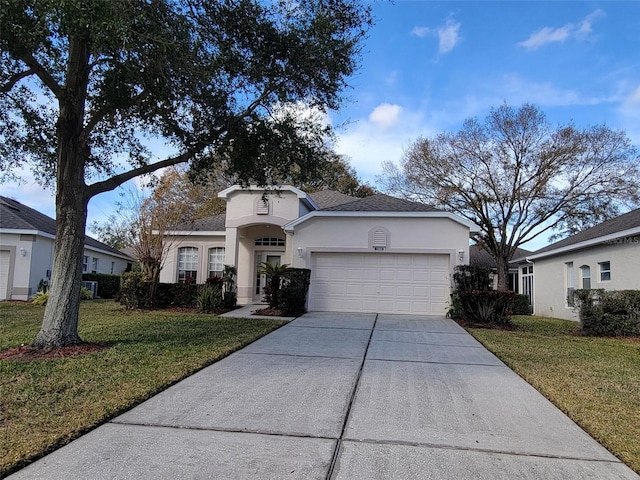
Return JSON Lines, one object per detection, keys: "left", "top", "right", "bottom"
{"left": 8, "top": 313, "right": 639, "bottom": 479}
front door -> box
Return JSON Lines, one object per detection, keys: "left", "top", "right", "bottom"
{"left": 254, "top": 252, "right": 282, "bottom": 302}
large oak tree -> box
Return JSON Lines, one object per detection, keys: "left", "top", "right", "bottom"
{"left": 0, "top": 0, "right": 371, "bottom": 347}
{"left": 380, "top": 104, "right": 640, "bottom": 289}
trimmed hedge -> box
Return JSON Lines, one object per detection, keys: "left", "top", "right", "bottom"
{"left": 119, "top": 273, "right": 199, "bottom": 309}
{"left": 575, "top": 289, "right": 640, "bottom": 337}
{"left": 279, "top": 268, "right": 311, "bottom": 316}
{"left": 511, "top": 294, "right": 533, "bottom": 315}
{"left": 82, "top": 273, "right": 121, "bottom": 298}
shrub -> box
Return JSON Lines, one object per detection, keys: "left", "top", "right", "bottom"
{"left": 575, "top": 289, "right": 640, "bottom": 337}
{"left": 82, "top": 273, "right": 121, "bottom": 298}
{"left": 452, "top": 265, "right": 493, "bottom": 292}
{"left": 279, "top": 268, "right": 311, "bottom": 316}
{"left": 457, "top": 290, "right": 515, "bottom": 325}
{"left": 197, "top": 284, "right": 223, "bottom": 313}
{"left": 31, "top": 287, "right": 93, "bottom": 306}
{"left": 119, "top": 272, "right": 151, "bottom": 309}
{"left": 511, "top": 294, "right": 533, "bottom": 315}
{"left": 30, "top": 290, "right": 49, "bottom": 306}
{"left": 223, "top": 291, "right": 237, "bottom": 309}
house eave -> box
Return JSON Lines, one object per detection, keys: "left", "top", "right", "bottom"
{"left": 526, "top": 226, "right": 640, "bottom": 262}
{"left": 0, "top": 228, "right": 56, "bottom": 240}
{"left": 284, "top": 210, "right": 480, "bottom": 233}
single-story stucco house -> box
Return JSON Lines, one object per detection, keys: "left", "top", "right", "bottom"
{"left": 0, "top": 196, "right": 134, "bottom": 301}
{"left": 469, "top": 244, "right": 531, "bottom": 294}
{"left": 514, "top": 208, "right": 640, "bottom": 321}
{"left": 160, "top": 185, "right": 479, "bottom": 315}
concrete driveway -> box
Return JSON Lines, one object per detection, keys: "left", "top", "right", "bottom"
{"left": 9, "top": 313, "right": 639, "bottom": 479}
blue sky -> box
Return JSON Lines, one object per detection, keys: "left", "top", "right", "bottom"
{"left": 4, "top": 1, "right": 640, "bottom": 250}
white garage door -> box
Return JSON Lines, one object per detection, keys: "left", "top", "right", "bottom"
{"left": 0, "top": 250, "right": 10, "bottom": 300}
{"left": 310, "top": 253, "right": 450, "bottom": 315}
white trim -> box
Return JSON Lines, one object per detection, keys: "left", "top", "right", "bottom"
{"left": 526, "top": 226, "right": 640, "bottom": 261}
{"left": 83, "top": 244, "right": 133, "bottom": 261}
{"left": 160, "top": 230, "right": 226, "bottom": 236}
{"left": 284, "top": 210, "right": 480, "bottom": 232}
{"left": 0, "top": 228, "right": 56, "bottom": 240}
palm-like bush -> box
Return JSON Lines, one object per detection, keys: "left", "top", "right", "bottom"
{"left": 258, "top": 262, "right": 291, "bottom": 309}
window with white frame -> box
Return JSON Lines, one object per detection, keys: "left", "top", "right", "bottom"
{"left": 521, "top": 265, "right": 533, "bottom": 304}
{"left": 599, "top": 261, "right": 611, "bottom": 282}
{"left": 565, "top": 262, "right": 575, "bottom": 307}
{"left": 91, "top": 257, "right": 98, "bottom": 274}
{"left": 580, "top": 265, "right": 591, "bottom": 289}
{"left": 208, "top": 247, "right": 225, "bottom": 278}
{"left": 82, "top": 255, "right": 89, "bottom": 273}
{"left": 178, "top": 247, "right": 198, "bottom": 283}
{"left": 254, "top": 237, "right": 285, "bottom": 247}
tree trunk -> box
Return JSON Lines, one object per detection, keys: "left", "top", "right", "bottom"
{"left": 34, "top": 190, "right": 88, "bottom": 348}
{"left": 33, "top": 33, "right": 90, "bottom": 349}
{"left": 495, "top": 256, "right": 509, "bottom": 291}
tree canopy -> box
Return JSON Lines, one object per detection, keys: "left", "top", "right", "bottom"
{"left": 379, "top": 103, "right": 640, "bottom": 289}
{"left": 0, "top": 0, "right": 371, "bottom": 347}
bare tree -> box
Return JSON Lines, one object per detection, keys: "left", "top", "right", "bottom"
{"left": 379, "top": 103, "right": 640, "bottom": 289}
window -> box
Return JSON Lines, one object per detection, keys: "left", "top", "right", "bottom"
{"left": 521, "top": 265, "right": 533, "bottom": 304}
{"left": 82, "top": 255, "right": 89, "bottom": 273}
{"left": 599, "top": 261, "right": 611, "bottom": 282}
{"left": 110, "top": 261, "right": 115, "bottom": 274}
{"left": 91, "top": 257, "right": 98, "bottom": 274}
{"left": 580, "top": 265, "right": 591, "bottom": 289}
{"left": 254, "top": 237, "right": 285, "bottom": 247}
{"left": 208, "top": 247, "right": 225, "bottom": 278}
{"left": 178, "top": 247, "right": 198, "bottom": 283}
{"left": 565, "top": 262, "right": 575, "bottom": 307}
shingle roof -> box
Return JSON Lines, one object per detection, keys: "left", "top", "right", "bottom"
{"left": 307, "top": 190, "right": 357, "bottom": 209}
{"left": 470, "top": 244, "right": 532, "bottom": 269}
{"left": 0, "top": 196, "right": 133, "bottom": 259}
{"left": 321, "top": 194, "right": 440, "bottom": 212}
{"left": 171, "top": 214, "right": 226, "bottom": 232}
{"left": 531, "top": 208, "right": 640, "bottom": 256}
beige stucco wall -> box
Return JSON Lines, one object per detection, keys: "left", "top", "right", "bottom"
{"left": 159, "top": 233, "right": 226, "bottom": 284}
{"left": 532, "top": 238, "right": 640, "bottom": 321}
{"left": 288, "top": 215, "right": 470, "bottom": 272}
{"left": 224, "top": 189, "right": 302, "bottom": 227}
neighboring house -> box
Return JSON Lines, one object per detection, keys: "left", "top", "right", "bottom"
{"left": 515, "top": 209, "right": 640, "bottom": 321}
{"left": 0, "top": 196, "right": 134, "bottom": 301}
{"left": 160, "top": 185, "right": 478, "bottom": 315}
{"left": 469, "top": 244, "right": 531, "bottom": 293}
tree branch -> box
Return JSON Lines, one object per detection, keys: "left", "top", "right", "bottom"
{"left": 85, "top": 149, "right": 199, "bottom": 199}
{"left": 0, "top": 69, "right": 35, "bottom": 93}
{"left": 19, "top": 50, "right": 65, "bottom": 99}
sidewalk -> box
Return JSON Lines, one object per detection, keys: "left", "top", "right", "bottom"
{"left": 8, "top": 312, "right": 639, "bottom": 479}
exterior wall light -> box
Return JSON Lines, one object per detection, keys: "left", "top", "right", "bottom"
{"left": 297, "top": 247, "right": 304, "bottom": 258}
{"left": 20, "top": 247, "right": 27, "bottom": 257}
{"left": 458, "top": 249, "right": 464, "bottom": 262}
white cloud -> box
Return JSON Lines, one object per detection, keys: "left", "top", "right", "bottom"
{"left": 411, "top": 18, "right": 461, "bottom": 55}
{"left": 411, "top": 26, "right": 430, "bottom": 38}
{"left": 368, "top": 103, "right": 403, "bottom": 129}
{"left": 438, "top": 20, "right": 461, "bottom": 54}
{"left": 518, "top": 9, "right": 604, "bottom": 50}
{"left": 518, "top": 26, "right": 571, "bottom": 49}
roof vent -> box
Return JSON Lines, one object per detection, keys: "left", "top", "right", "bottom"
{"left": 256, "top": 199, "right": 269, "bottom": 215}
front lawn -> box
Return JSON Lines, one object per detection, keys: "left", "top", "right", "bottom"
{"left": 0, "top": 300, "right": 286, "bottom": 476}
{"left": 466, "top": 315, "right": 640, "bottom": 474}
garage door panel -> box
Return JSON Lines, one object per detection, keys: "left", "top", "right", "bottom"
{"left": 310, "top": 253, "right": 450, "bottom": 315}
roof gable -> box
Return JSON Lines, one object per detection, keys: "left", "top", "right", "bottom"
{"left": 530, "top": 208, "right": 640, "bottom": 259}
{"left": 0, "top": 196, "right": 132, "bottom": 259}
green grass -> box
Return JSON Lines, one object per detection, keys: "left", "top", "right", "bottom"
{"left": 466, "top": 315, "right": 640, "bottom": 474}
{"left": 0, "top": 300, "right": 286, "bottom": 476}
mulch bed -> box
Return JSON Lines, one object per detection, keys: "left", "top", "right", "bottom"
{"left": 452, "top": 317, "right": 520, "bottom": 331}
{"left": 0, "top": 343, "right": 111, "bottom": 362}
